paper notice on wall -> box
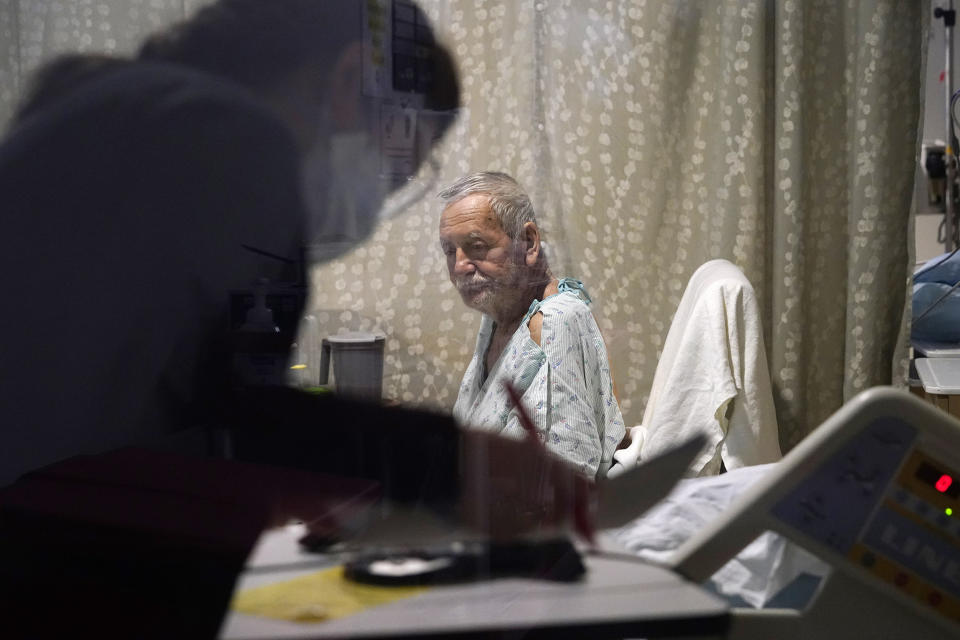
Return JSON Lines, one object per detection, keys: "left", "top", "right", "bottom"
{"left": 379, "top": 103, "right": 418, "bottom": 178}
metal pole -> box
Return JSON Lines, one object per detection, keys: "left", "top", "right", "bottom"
{"left": 943, "top": 2, "right": 956, "bottom": 251}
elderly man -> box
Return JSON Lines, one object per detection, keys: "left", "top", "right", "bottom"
{"left": 439, "top": 172, "right": 626, "bottom": 478}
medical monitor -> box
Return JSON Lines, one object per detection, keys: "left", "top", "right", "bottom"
{"left": 672, "top": 387, "right": 960, "bottom": 637}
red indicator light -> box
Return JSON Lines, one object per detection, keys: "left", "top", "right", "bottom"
{"left": 936, "top": 474, "right": 953, "bottom": 493}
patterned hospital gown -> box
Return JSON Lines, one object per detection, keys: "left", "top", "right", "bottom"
{"left": 452, "top": 279, "right": 626, "bottom": 479}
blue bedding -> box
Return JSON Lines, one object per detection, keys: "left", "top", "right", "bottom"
{"left": 913, "top": 252, "right": 960, "bottom": 342}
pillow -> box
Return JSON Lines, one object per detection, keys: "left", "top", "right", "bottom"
{"left": 914, "top": 251, "right": 960, "bottom": 285}
{"left": 912, "top": 282, "right": 960, "bottom": 342}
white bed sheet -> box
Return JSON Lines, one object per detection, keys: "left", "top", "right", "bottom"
{"left": 604, "top": 462, "right": 829, "bottom": 608}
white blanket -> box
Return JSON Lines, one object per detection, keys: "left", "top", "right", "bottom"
{"left": 613, "top": 259, "right": 782, "bottom": 476}
{"left": 605, "top": 463, "right": 829, "bottom": 608}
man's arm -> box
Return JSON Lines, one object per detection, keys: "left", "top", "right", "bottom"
{"left": 527, "top": 309, "right": 544, "bottom": 345}
{"left": 225, "top": 386, "right": 595, "bottom": 540}
{"left": 226, "top": 387, "right": 461, "bottom": 509}
{"left": 511, "top": 305, "right": 614, "bottom": 478}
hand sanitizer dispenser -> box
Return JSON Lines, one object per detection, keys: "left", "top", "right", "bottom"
{"left": 231, "top": 278, "right": 290, "bottom": 387}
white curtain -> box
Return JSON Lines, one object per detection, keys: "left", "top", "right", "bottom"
{"left": 0, "top": 0, "right": 927, "bottom": 451}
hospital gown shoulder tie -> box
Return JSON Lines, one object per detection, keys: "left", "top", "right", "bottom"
{"left": 522, "top": 278, "right": 592, "bottom": 323}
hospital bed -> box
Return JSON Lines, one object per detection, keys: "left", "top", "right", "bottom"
{"left": 609, "top": 386, "right": 960, "bottom": 639}
{"left": 222, "top": 386, "right": 960, "bottom": 639}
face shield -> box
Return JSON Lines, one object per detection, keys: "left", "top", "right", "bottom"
{"left": 301, "top": 105, "right": 453, "bottom": 263}
{"left": 298, "top": 0, "right": 460, "bottom": 264}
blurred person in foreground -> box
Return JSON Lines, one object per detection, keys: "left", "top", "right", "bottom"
{"left": 0, "top": 0, "right": 593, "bottom": 553}
{"left": 439, "top": 172, "right": 626, "bottom": 479}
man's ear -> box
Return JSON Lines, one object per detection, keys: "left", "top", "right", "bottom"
{"left": 523, "top": 222, "right": 541, "bottom": 267}
{"left": 329, "top": 41, "right": 364, "bottom": 130}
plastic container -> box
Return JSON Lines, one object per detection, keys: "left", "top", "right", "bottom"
{"left": 318, "top": 332, "right": 386, "bottom": 401}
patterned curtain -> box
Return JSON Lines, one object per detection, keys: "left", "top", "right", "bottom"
{"left": 0, "top": 0, "right": 927, "bottom": 451}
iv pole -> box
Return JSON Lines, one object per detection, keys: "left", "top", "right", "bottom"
{"left": 937, "top": 2, "right": 956, "bottom": 251}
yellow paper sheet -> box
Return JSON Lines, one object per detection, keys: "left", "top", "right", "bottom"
{"left": 231, "top": 566, "right": 430, "bottom": 623}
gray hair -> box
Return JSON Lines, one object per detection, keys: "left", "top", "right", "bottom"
{"left": 437, "top": 171, "right": 536, "bottom": 240}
